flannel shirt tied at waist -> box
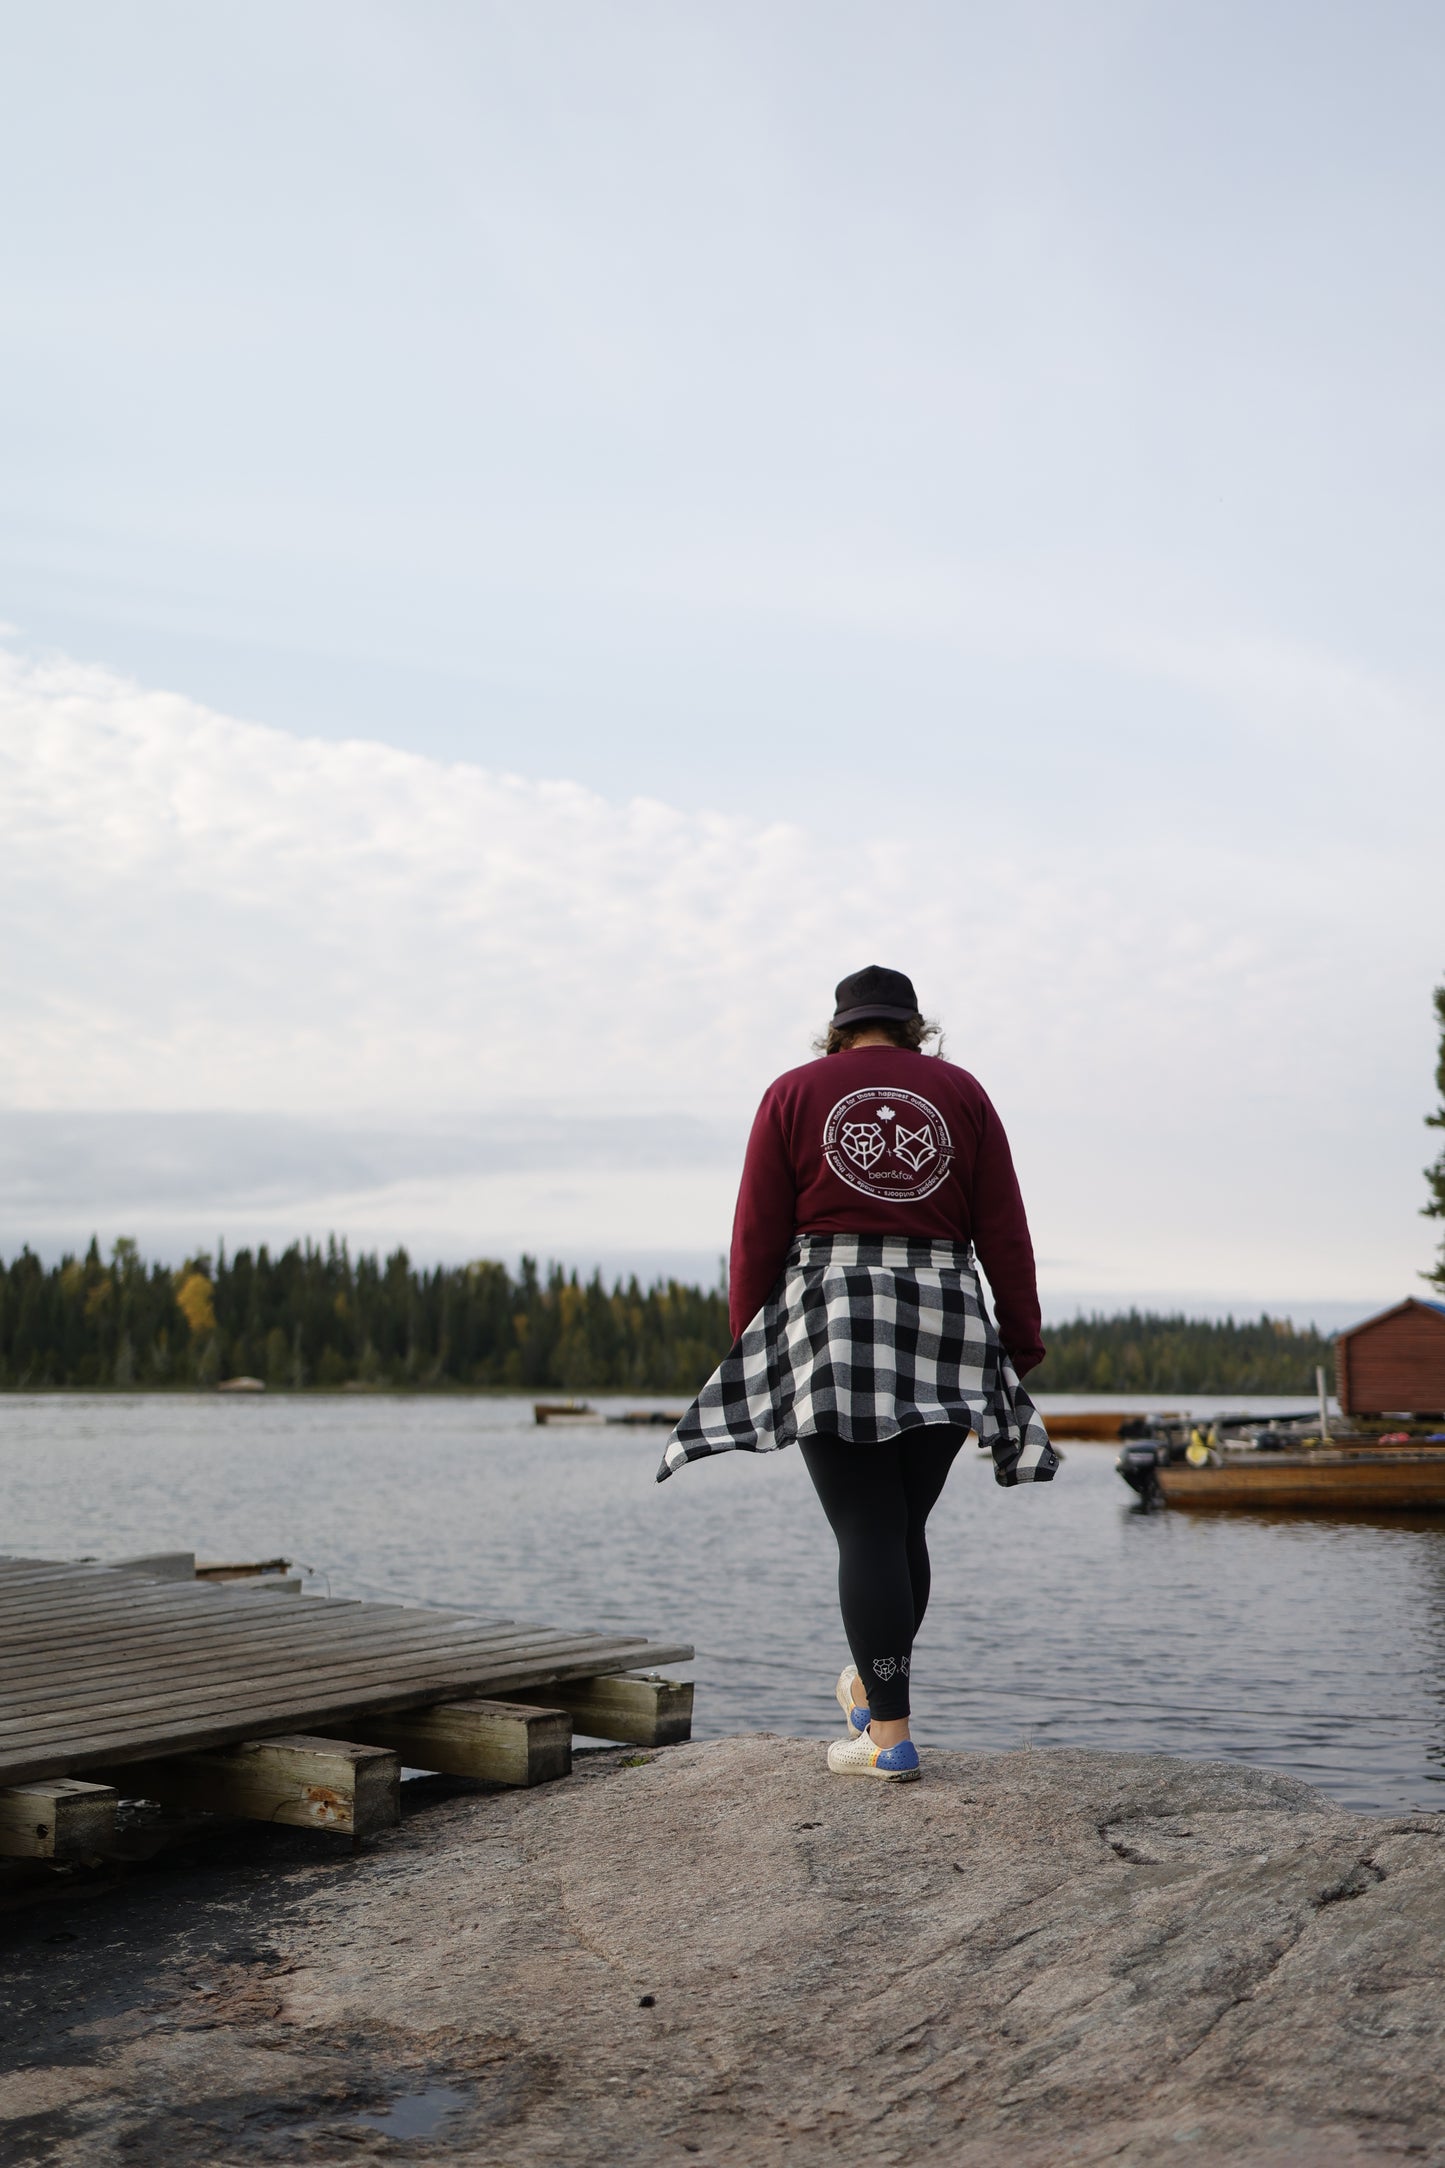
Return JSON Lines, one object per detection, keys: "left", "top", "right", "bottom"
{"left": 657, "top": 1233, "right": 1058, "bottom": 1487}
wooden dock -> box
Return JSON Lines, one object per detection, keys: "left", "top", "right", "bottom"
{"left": 0, "top": 1553, "right": 693, "bottom": 1858}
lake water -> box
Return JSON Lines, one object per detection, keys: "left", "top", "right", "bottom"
{"left": 3, "top": 1392, "right": 1443, "bottom": 1814}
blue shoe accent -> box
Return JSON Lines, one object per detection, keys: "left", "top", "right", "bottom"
{"left": 849, "top": 1703, "right": 870, "bottom": 1733}
{"left": 873, "top": 1740, "right": 921, "bottom": 1775}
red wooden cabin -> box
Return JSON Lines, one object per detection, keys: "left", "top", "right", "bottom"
{"left": 1335, "top": 1298, "right": 1445, "bottom": 1417}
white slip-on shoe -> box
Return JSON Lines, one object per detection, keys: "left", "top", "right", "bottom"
{"left": 834, "top": 1663, "right": 870, "bottom": 1734}
{"left": 826, "top": 1729, "right": 921, "bottom": 1782}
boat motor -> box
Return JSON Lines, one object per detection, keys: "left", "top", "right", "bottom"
{"left": 1116, "top": 1441, "right": 1164, "bottom": 1503}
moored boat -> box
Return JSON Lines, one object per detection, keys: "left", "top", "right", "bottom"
{"left": 1037, "top": 1409, "right": 1170, "bottom": 1442}
{"left": 1119, "top": 1436, "right": 1445, "bottom": 1511}
{"left": 532, "top": 1400, "right": 601, "bottom": 1426}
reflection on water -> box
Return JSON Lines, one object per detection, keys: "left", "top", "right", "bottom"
{"left": 2, "top": 1393, "right": 1443, "bottom": 1814}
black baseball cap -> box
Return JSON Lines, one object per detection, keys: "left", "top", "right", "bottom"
{"left": 831, "top": 965, "right": 920, "bottom": 1028}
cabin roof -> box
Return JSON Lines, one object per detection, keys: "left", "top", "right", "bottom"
{"left": 1338, "top": 1296, "right": 1445, "bottom": 1341}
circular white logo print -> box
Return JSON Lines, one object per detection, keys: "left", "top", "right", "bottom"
{"left": 822, "top": 1087, "right": 954, "bottom": 1203}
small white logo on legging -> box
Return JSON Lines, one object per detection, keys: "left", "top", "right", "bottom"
{"left": 872, "top": 1657, "right": 898, "bottom": 1680}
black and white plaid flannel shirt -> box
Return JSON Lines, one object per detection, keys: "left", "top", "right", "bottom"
{"left": 657, "top": 1234, "right": 1057, "bottom": 1486}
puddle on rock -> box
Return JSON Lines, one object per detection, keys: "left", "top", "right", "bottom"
{"left": 352, "top": 2082, "right": 470, "bottom": 2139}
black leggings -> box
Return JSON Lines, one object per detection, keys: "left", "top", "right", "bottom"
{"left": 798, "top": 1426, "right": 965, "bottom": 1721}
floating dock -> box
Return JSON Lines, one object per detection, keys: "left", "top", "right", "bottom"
{"left": 0, "top": 1553, "right": 692, "bottom": 1858}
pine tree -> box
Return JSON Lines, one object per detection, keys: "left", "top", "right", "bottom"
{"left": 1425, "top": 979, "right": 1445, "bottom": 1292}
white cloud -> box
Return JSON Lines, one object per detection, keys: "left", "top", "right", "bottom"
{"left": 0, "top": 1109, "right": 736, "bottom": 1286}
{"left": 0, "top": 644, "right": 1439, "bottom": 1309}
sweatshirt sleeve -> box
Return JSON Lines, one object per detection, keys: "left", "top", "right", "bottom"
{"left": 969, "top": 1091, "right": 1045, "bottom": 1376}
{"left": 728, "top": 1088, "right": 797, "bottom": 1340}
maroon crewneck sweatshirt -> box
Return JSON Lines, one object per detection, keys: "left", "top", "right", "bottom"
{"left": 728, "top": 1046, "right": 1044, "bottom": 1373}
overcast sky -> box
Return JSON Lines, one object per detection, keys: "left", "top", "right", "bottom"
{"left": 2, "top": 3, "right": 1441, "bottom": 1323}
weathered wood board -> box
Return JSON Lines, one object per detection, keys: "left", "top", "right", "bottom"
{"left": 325, "top": 1699, "right": 573, "bottom": 1787}
{"left": 532, "top": 1671, "right": 695, "bottom": 1747}
{"left": 107, "top": 1552, "right": 198, "bottom": 1580}
{"left": 105, "top": 1735, "right": 401, "bottom": 1836}
{"left": 0, "top": 1778, "right": 118, "bottom": 1860}
{"left": 0, "top": 1556, "right": 692, "bottom": 1789}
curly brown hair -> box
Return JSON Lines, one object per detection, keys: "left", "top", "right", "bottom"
{"left": 814, "top": 1014, "right": 944, "bottom": 1057}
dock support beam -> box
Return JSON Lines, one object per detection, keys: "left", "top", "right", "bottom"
{"left": 106, "top": 1735, "right": 400, "bottom": 1838}
{"left": 0, "top": 1779, "right": 119, "bottom": 1860}
{"left": 325, "top": 1699, "right": 572, "bottom": 1787}
{"left": 522, "top": 1672, "right": 694, "bottom": 1747}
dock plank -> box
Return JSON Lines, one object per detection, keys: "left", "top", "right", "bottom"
{"left": 0, "top": 1617, "right": 583, "bottom": 1708}
{"left": 0, "top": 1557, "right": 691, "bottom": 1788}
{"left": 0, "top": 1630, "right": 655, "bottom": 1734}
{"left": 0, "top": 1636, "right": 678, "bottom": 1754}
{"left": 0, "top": 1602, "right": 494, "bottom": 1667}
{"left": 0, "top": 1652, "right": 694, "bottom": 1786}
{"left": 0, "top": 1598, "right": 520, "bottom": 1664}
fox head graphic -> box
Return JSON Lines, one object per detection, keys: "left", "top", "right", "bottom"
{"left": 892, "top": 1122, "right": 936, "bottom": 1172}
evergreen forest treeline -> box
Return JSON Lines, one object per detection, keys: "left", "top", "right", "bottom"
{"left": 0, "top": 1239, "right": 1338, "bottom": 1396}
{"left": 1026, "top": 1311, "right": 1335, "bottom": 1396}
{"left": 0, "top": 1240, "right": 731, "bottom": 1394}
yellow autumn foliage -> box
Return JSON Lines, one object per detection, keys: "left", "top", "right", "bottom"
{"left": 175, "top": 1271, "right": 217, "bottom": 1338}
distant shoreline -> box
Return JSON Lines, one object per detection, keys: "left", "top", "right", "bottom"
{"left": 0, "top": 1385, "right": 1327, "bottom": 1407}
{"left": 2, "top": 1239, "right": 1340, "bottom": 1396}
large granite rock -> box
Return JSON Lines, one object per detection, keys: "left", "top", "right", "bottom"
{"left": 1, "top": 1738, "right": 1442, "bottom": 2163}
